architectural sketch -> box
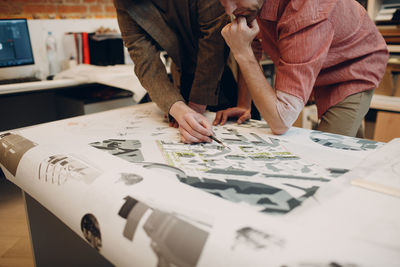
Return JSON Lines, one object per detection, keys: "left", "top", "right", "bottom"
{"left": 90, "top": 139, "right": 144, "bottom": 162}
{"left": 38, "top": 154, "right": 101, "bottom": 185}
{"left": 155, "top": 126, "right": 332, "bottom": 213}
{"left": 0, "top": 133, "right": 37, "bottom": 176}
{"left": 81, "top": 213, "right": 102, "bottom": 251}
{"left": 88, "top": 124, "right": 334, "bottom": 214}
{"left": 118, "top": 196, "right": 210, "bottom": 267}
{"left": 310, "top": 131, "right": 381, "bottom": 151}
{"left": 231, "top": 227, "right": 285, "bottom": 251}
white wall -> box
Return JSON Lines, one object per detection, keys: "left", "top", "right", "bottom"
{"left": 0, "top": 19, "right": 131, "bottom": 80}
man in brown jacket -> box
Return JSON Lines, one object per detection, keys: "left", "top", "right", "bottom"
{"left": 114, "top": 0, "right": 238, "bottom": 143}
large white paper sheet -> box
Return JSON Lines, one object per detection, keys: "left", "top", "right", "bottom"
{"left": 0, "top": 103, "right": 398, "bottom": 267}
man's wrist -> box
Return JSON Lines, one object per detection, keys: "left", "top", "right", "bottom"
{"left": 169, "top": 101, "right": 187, "bottom": 119}
{"left": 188, "top": 101, "right": 206, "bottom": 114}
{"left": 234, "top": 48, "right": 257, "bottom": 66}
{"left": 237, "top": 103, "right": 252, "bottom": 110}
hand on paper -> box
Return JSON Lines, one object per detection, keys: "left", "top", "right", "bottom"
{"left": 213, "top": 107, "right": 251, "bottom": 126}
{"left": 169, "top": 101, "right": 213, "bottom": 144}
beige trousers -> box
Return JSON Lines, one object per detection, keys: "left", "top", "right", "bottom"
{"left": 317, "top": 90, "right": 374, "bottom": 138}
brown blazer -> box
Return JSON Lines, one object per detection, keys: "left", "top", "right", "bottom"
{"left": 114, "top": 0, "right": 230, "bottom": 114}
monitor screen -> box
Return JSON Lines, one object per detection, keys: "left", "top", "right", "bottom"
{"left": 0, "top": 19, "right": 34, "bottom": 68}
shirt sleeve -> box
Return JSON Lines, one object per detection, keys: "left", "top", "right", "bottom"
{"left": 189, "top": 0, "right": 229, "bottom": 105}
{"left": 275, "top": 90, "right": 304, "bottom": 128}
{"left": 115, "top": 5, "right": 184, "bottom": 114}
{"left": 275, "top": 19, "right": 334, "bottom": 104}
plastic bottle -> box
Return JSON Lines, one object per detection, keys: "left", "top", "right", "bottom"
{"left": 46, "top": 31, "right": 58, "bottom": 79}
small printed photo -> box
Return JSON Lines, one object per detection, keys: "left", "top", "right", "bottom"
{"left": 81, "top": 213, "right": 102, "bottom": 251}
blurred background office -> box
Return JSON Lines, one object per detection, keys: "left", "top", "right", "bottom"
{"left": 0, "top": 2, "right": 128, "bottom": 266}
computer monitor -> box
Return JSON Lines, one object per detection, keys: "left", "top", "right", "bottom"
{"left": 0, "top": 19, "right": 34, "bottom": 68}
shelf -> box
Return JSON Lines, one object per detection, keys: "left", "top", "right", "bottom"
{"left": 370, "top": 94, "right": 400, "bottom": 112}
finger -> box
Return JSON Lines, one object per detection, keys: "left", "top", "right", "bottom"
{"left": 250, "top": 19, "right": 259, "bottom": 33}
{"left": 180, "top": 118, "right": 210, "bottom": 142}
{"left": 220, "top": 111, "right": 229, "bottom": 125}
{"left": 199, "top": 116, "right": 212, "bottom": 132}
{"left": 213, "top": 111, "right": 222, "bottom": 125}
{"left": 198, "top": 119, "right": 213, "bottom": 143}
{"left": 180, "top": 127, "right": 202, "bottom": 144}
{"left": 187, "top": 115, "right": 212, "bottom": 137}
{"left": 221, "top": 24, "right": 231, "bottom": 38}
{"left": 221, "top": 108, "right": 246, "bottom": 125}
{"left": 180, "top": 132, "right": 196, "bottom": 144}
{"left": 237, "top": 16, "right": 248, "bottom": 29}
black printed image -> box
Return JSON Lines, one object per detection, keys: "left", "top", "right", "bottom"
{"left": 310, "top": 131, "right": 380, "bottom": 151}
{"left": 116, "top": 172, "right": 143, "bottom": 186}
{"left": 81, "top": 213, "right": 102, "bottom": 251}
{"left": 0, "top": 133, "right": 37, "bottom": 176}
{"left": 178, "top": 175, "right": 319, "bottom": 214}
{"left": 142, "top": 162, "right": 319, "bottom": 214}
{"left": 232, "top": 227, "right": 285, "bottom": 251}
{"left": 118, "top": 196, "right": 210, "bottom": 267}
{"left": 90, "top": 139, "right": 144, "bottom": 162}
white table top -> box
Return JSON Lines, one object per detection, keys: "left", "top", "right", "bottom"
{"left": 0, "top": 79, "right": 86, "bottom": 95}
{"left": 0, "top": 103, "right": 399, "bottom": 267}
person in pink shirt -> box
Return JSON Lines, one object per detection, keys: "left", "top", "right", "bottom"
{"left": 213, "top": 0, "right": 389, "bottom": 137}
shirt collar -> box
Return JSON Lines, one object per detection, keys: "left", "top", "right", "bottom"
{"left": 258, "top": 0, "right": 280, "bottom": 21}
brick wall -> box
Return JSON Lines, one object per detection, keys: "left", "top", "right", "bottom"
{"left": 0, "top": 0, "right": 116, "bottom": 19}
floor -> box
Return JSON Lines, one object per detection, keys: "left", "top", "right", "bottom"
{"left": 0, "top": 176, "right": 35, "bottom": 267}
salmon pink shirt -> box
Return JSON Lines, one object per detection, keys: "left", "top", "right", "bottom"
{"left": 257, "top": 0, "right": 388, "bottom": 119}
